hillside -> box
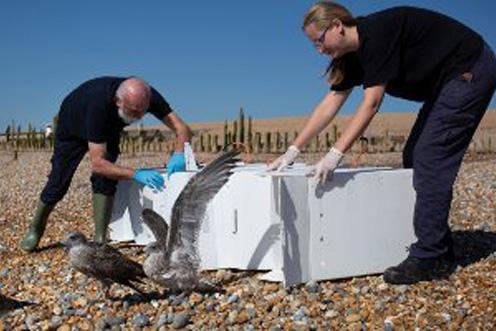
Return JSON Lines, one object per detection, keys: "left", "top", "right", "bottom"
{"left": 136, "top": 109, "right": 496, "bottom": 137}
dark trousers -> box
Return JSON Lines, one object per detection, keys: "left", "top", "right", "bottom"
{"left": 403, "top": 44, "right": 496, "bottom": 259}
{"left": 40, "top": 134, "right": 120, "bottom": 205}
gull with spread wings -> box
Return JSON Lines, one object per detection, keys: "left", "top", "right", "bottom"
{"left": 142, "top": 150, "right": 239, "bottom": 292}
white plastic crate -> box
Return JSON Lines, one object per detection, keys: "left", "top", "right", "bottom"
{"left": 109, "top": 164, "right": 416, "bottom": 285}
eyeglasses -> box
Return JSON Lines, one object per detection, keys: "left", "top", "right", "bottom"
{"left": 314, "top": 24, "right": 332, "bottom": 48}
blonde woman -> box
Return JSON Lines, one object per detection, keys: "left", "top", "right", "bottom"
{"left": 268, "top": 1, "right": 496, "bottom": 284}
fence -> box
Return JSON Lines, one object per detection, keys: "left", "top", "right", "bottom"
{"left": 2, "top": 109, "right": 496, "bottom": 156}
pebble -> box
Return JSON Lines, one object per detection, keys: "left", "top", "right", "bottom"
{"left": 345, "top": 314, "right": 361, "bottom": 323}
{"left": 156, "top": 314, "right": 169, "bottom": 327}
{"left": 75, "top": 309, "right": 88, "bottom": 317}
{"left": 122, "top": 301, "right": 130, "bottom": 310}
{"left": 37, "top": 264, "right": 49, "bottom": 273}
{"left": 440, "top": 312, "right": 452, "bottom": 322}
{"left": 292, "top": 308, "right": 306, "bottom": 321}
{"left": 94, "top": 319, "right": 107, "bottom": 331}
{"left": 305, "top": 281, "right": 321, "bottom": 293}
{"left": 384, "top": 319, "right": 394, "bottom": 331}
{"left": 228, "top": 294, "right": 240, "bottom": 304}
{"left": 132, "top": 314, "right": 150, "bottom": 327}
{"left": 335, "top": 286, "right": 349, "bottom": 297}
{"left": 189, "top": 292, "right": 203, "bottom": 305}
{"left": 57, "top": 325, "right": 71, "bottom": 331}
{"left": 457, "top": 308, "right": 468, "bottom": 317}
{"left": 377, "top": 283, "right": 389, "bottom": 291}
{"left": 170, "top": 295, "right": 185, "bottom": 306}
{"left": 52, "top": 305, "right": 62, "bottom": 316}
{"left": 24, "top": 315, "right": 38, "bottom": 327}
{"left": 394, "top": 285, "right": 409, "bottom": 294}
{"left": 246, "top": 307, "right": 257, "bottom": 319}
{"left": 104, "top": 316, "right": 126, "bottom": 326}
{"left": 325, "top": 310, "right": 339, "bottom": 319}
{"left": 0, "top": 268, "right": 8, "bottom": 277}
{"left": 50, "top": 316, "right": 63, "bottom": 329}
{"left": 172, "top": 311, "right": 191, "bottom": 329}
{"left": 150, "top": 299, "right": 160, "bottom": 308}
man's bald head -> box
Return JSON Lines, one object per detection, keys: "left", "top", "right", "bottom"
{"left": 115, "top": 77, "right": 152, "bottom": 122}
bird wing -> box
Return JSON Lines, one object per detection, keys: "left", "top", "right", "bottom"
{"left": 167, "top": 150, "right": 240, "bottom": 260}
{"left": 81, "top": 242, "right": 145, "bottom": 285}
{"left": 142, "top": 208, "right": 169, "bottom": 247}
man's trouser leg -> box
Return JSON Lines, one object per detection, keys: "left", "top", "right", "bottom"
{"left": 405, "top": 44, "right": 496, "bottom": 259}
{"left": 90, "top": 141, "right": 120, "bottom": 243}
{"left": 20, "top": 137, "right": 88, "bottom": 252}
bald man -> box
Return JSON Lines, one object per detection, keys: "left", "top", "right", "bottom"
{"left": 20, "top": 76, "right": 192, "bottom": 252}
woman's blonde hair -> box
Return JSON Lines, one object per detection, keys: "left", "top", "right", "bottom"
{"left": 303, "top": 1, "right": 357, "bottom": 85}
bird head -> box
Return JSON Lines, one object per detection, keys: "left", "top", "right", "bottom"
{"left": 144, "top": 241, "right": 164, "bottom": 256}
{"left": 63, "top": 232, "right": 87, "bottom": 249}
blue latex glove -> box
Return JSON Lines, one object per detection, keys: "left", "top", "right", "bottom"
{"left": 167, "top": 152, "right": 186, "bottom": 178}
{"left": 132, "top": 169, "right": 165, "bottom": 190}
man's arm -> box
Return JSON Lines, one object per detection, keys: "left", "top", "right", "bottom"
{"left": 162, "top": 112, "right": 193, "bottom": 152}
{"left": 88, "top": 142, "right": 134, "bottom": 180}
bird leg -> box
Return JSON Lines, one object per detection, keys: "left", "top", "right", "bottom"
{"left": 127, "top": 284, "right": 148, "bottom": 299}
{"left": 100, "top": 282, "right": 113, "bottom": 300}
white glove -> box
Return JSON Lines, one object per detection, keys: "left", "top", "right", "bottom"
{"left": 267, "top": 145, "right": 300, "bottom": 171}
{"left": 309, "top": 147, "right": 344, "bottom": 184}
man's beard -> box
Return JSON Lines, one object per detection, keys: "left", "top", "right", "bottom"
{"left": 118, "top": 108, "right": 139, "bottom": 125}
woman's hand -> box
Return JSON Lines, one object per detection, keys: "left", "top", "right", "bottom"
{"left": 267, "top": 145, "right": 300, "bottom": 171}
{"left": 308, "top": 147, "right": 344, "bottom": 184}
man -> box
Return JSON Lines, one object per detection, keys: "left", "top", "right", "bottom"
{"left": 20, "top": 76, "right": 192, "bottom": 252}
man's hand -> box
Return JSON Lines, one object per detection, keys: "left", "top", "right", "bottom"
{"left": 309, "top": 147, "right": 344, "bottom": 184}
{"left": 267, "top": 145, "right": 300, "bottom": 172}
{"left": 167, "top": 152, "right": 186, "bottom": 178}
{"left": 133, "top": 169, "right": 165, "bottom": 190}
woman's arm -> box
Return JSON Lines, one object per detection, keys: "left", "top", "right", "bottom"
{"left": 334, "top": 84, "right": 385, "bottom": 153}
{"left": 311, "top": 84, "right": 386, "bottom": 183}
{"left": 268, "top": 88, "right": 351, "bottom": 171}
{"left": 292, "top": 89, "right": 352, "bottom": 150}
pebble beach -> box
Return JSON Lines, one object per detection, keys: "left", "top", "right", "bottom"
{"left": 1, "top": 151, "right": 495, "bottom": 330}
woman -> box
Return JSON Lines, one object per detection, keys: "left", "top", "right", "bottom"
{"left": 268, "top": 1, "right": 496, "bottom": 284}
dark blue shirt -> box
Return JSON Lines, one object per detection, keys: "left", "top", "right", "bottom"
{"left": 57, "top": 76, "right": 173, "bottom": 143}
{"left": 332, "top": 6, "right": 483, "bottom": 102}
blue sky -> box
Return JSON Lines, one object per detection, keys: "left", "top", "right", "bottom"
{"left": 1, "top": 1, "right": 495, "bottom": 130}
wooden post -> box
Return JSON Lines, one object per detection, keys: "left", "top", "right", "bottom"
{"left": 265, "top": 132, "right": 272, "bottom": 154}
{"left": 239, "top": 107, "right": 245, "bottom": 144}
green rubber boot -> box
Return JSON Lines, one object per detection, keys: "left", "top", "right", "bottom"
{"left": 20, "top": 200, "right": 55, "bottom": 253}
{"left": 93, "top": 193, "right": 114, "bottom": 243}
